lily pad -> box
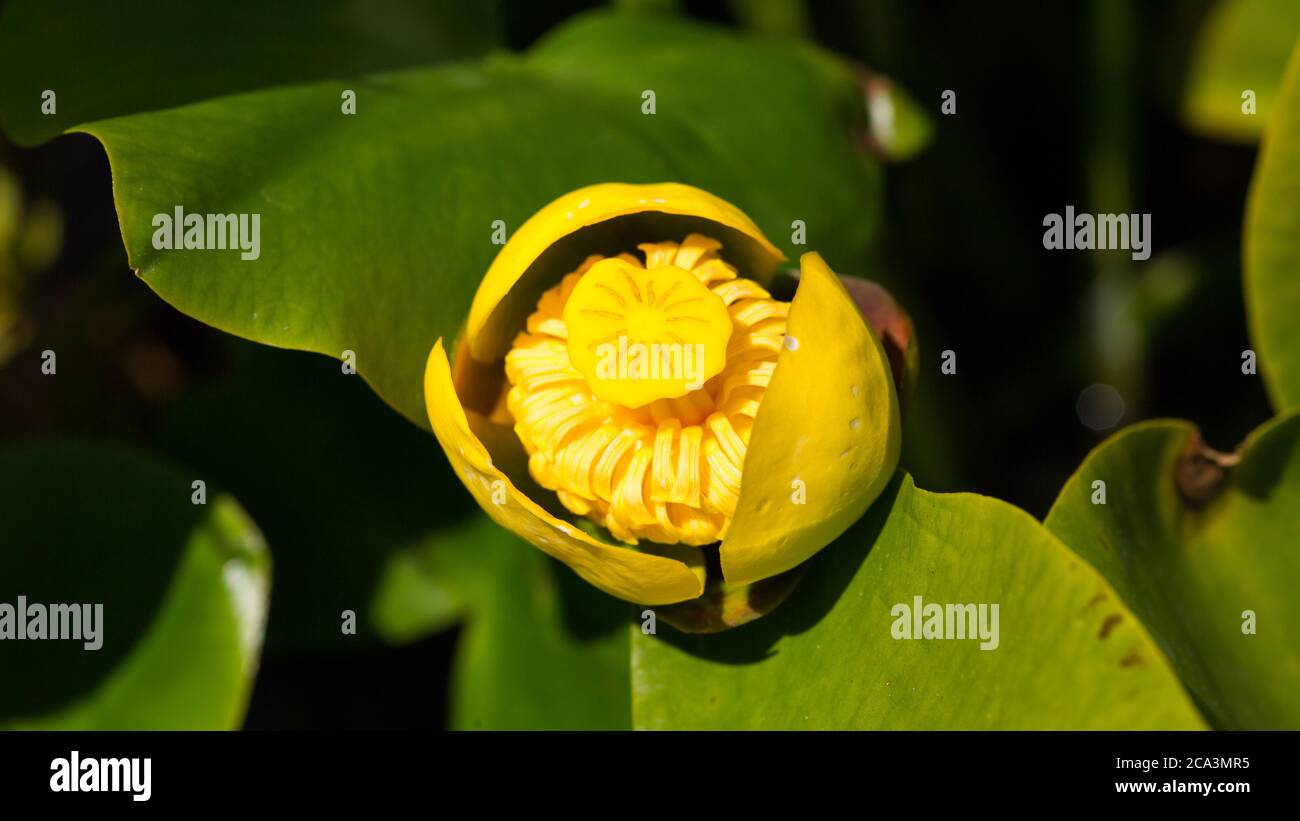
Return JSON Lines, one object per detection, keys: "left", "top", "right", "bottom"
{"left": 0, "top": 441, "right": 270, "bottom": 729}
{"left": 633, "top": 474, "right": 1205, "bottom": 729}
{"left": 1045, "top": 412, "right": 1300, "bottom": 728}
{"left": 0, "top": 10, "right": 880, "bottom": 427}
{"left": 1245, "top": 39, "right": 1300, "bottom": 410}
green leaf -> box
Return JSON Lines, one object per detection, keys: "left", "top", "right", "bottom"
{"left": 367, "top": 519, "right": 487, "bottom": 647}
{"left": 1181, "top": 0, "right": 1300, "bottom": 143}
{"left": 1245, "top": 40, "right": 1300, "bottom": 410}
{"left": 157, "top": 339, "right": 473, "bottom": 651}
{"left": 0, "top": 0, "right": 502, "bottom": 146}
{"left": 3, "top": 10, "right": 879, "bottom": 426}
{"left": 446, "top": 532, "right": 633, "bottom": 730}
{"left": 1044, "top": 412, "right": 1300, "bottom": 729}
{"left": 0, "top": 441, "right": 269, "bottom": 729}
{"left": 633, "top": 474, "right": 1205, "bottom": 729}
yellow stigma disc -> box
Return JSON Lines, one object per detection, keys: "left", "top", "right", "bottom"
{"left": 563, "top": 257, "right": 733, "bottom": 408}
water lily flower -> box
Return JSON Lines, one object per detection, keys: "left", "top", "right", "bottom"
{"left": 424, "top": 182, "right": 902, "bottom": 628}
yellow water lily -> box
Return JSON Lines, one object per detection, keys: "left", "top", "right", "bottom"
{"left": 424, "top": 182, "right": 901, "bottom": 624}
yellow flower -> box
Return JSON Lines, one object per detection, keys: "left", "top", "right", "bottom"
{"left": 424, "top": 182, "right": 901, "bottom": 621}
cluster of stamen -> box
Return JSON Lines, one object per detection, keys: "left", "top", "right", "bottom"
{"left": 504, "top": 234, "right": 788, "bottom": 545}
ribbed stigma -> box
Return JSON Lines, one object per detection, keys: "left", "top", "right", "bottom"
{"left": 504, "top": 233, "right": 789, "bottom": 546}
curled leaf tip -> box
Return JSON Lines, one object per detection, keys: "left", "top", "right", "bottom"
{"left": 1175, "top": 428, "right": 1242, "bottom": 508}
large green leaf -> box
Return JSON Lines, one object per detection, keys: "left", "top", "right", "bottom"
{"left": 1044, "top": 412, "right": 1300, "bottom": 729}
{"left": 2, "top": 11, "right": 879, "bottom": 426}
{"left": 1181, "top": 0, "right": 1300, "bottom": 142}
{"left": 1245, "top": 39, "right": 1300, "bottom": 410}
{"left": 633, "top": 474, "right": 1205, "bottom": 729}
{"left": 0, "top": 0, "right": 501, "bottom": 147}
{"left": 0, "top": 441, "right": 270, "bottom": 729}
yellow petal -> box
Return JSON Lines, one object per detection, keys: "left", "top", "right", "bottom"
{"left": 720, "top": 252, "right": 901, "bottom": 585}
{"left": 425, "top": 339, "right": 705, "bottom": 605}
{"left": 466, "top": 182, "right": 785, "bottom": 363}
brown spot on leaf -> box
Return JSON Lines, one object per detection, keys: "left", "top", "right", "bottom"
{"left": 1082, "top": 593, "right": 1106, "bottom": 613}
{"left": 1099, "top": 613, "right": 1122, "bottom": 639}
{"left": 1120, "top": 650, "right": 1145, "bottom": 668}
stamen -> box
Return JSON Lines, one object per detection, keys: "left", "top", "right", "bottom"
{"left": 503, "top": 235, "right": 789, "bottom": 546}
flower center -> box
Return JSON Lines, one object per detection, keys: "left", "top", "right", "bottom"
{"left": 504, "top": 233, "right": 788, "bottom": 546}
{"left": 563, "top": 258, "right": 732, "bottom": 408}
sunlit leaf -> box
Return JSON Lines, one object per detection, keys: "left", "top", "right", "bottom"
{"left": 1045, "top": 412, "right": 1300, "bottom": 728}
{"left": 1245, "top": 40, "right": 1300, "bottom": 409}
{"left": 633, "top": 474, "right": 1205, "bottom": 729}
{"left": 1182, "top": 0, "right": 1300, "bottom": 142}
{"left": 0, "top": 11, "right": 880, "bottom": 426}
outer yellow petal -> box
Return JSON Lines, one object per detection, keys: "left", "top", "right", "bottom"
{"left": 466, "top": 182, "right": 785, "bottom": 361}
{"left": 720, "top": 252, "right": 901, "bottom": 585}
{"left": 425, "top": 339, "right": 705, "bottom": 605}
